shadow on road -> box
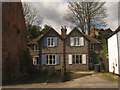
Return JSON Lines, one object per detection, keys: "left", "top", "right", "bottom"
{"left": 64, "top": 71, "right": 94, "bottom": 81}
{"left": 3, "top": 71, "right": 94, "bottom": 86}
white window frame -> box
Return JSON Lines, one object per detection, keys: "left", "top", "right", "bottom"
{"left": 47, "top": 37, "right": 55, "bottom": 47}
{"left": 73, "top": 37, "right": 80, "bottom": 46}
{"left": 34, "top": 44, "right": 39, "bottom": 51}
{"left": 90, "top": 44, "right": 94, "bottom": 50}
{"left": 33, "top": 56, "right": 39, "bottom": 65}
{"left": 46, "top": 54, "right": 56, "bottom": 65}
{"left": 72, "top": 54, "right": 82, "bottom": 64}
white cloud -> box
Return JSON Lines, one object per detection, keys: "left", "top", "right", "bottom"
{"left": 29, "top": 1, "right": 119, "bottom": 33}
{"left": 31, "top": 2, "right": 73, "bottom": 34}
{"left": 105, "top": 2, "right": 118, "bottom": 31}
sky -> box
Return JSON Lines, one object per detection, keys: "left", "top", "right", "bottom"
{"left": 22, "top": 1, "right": 119, "bottom": 34}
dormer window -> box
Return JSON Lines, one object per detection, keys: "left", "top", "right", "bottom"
{"left": 34, "top": 44, "right": 39, "bottom": 51}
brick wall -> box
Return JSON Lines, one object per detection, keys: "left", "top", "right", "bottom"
{"left": 2, "top": 2, "right": 29, "bottom": 82}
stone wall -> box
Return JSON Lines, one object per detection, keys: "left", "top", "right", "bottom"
{"left": 65, "top": 30, "right": 89, "bottom": 71}
{"left": 39, "top": 29, "right": 64, "bottom": 70}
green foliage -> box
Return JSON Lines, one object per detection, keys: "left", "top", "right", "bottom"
{"left": 27, "top": 24, "right": 41, "bottom": 42}
{"left": 27, "top": 24, "right": 53, "bottom": 42}
{"left": 41, "top": 24, "right": 52, "bottom": 34}
{"left": 95, "top": 31, "right": 108, "bottom": 57}
{"left": 102, "top": 43, "right": 108, "bottom": 56}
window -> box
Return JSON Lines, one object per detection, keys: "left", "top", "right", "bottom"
{"left": 44, "top": 37, "right": 58, "bottom": 47}
{"left": 74, "top": 37, "right": 80, "bottom": 46}
{"left": 90, "top": 44, "right": 94, "bottom": 50}
{"left": 72, "top": 54, "right": 82, "bottom": 64}
{"left": 47, "top": 37, "right": 54, "bottom": 47}
{"left": 34, "top": 44, "right": 39, "bottom": 51}
{"left": 89, "top": 57, "right": 93, "bottom": 63}
{"left": 33, "top": 57, "right": 39, "bottom": 65}
{"left": 69, "top": 54, "right": 86, "bottom": 64}
{"left": 71, "top": 37, "right": 84, "bottom": 46}
{"left": 46, "top": 55, "right": 56, "bottom": 65}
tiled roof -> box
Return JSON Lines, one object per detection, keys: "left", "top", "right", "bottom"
{"left": 84, "top": 34, "right": 101, "bottom": 44}
{"left": 28, "top": 34, "right": 45, "bottom": 45}
{"left": 28, "top": 27, "right": 101, "bottom": 45}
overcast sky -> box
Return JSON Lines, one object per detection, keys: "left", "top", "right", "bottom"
{"left": 23, "top": 1, "right": 119, "bottom": 34}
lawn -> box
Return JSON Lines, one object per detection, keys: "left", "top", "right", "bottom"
{"left": 95, "top": 73, "right": 118, "bottom": 82}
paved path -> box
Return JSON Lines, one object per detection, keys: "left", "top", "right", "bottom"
{"left": 2, "top": 72, "right": 118, "bottom": 88}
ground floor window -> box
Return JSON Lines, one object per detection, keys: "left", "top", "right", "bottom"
{"left": 89, "top": 57, "right": 94, "bottom": 63}
{"left": 69, "top": 54, "right": 86, "bottom": 64}
{"left": 33, "top": 57, "right": 39, "bottom": 65}
{"left": 72, "top": 54, "right": 82, "bottom": 64}
{"left": 46, "top": 55, "right": 56, "bottom": 65}
{"left": 42, "top": 54, "right": 60, "bottom": 65}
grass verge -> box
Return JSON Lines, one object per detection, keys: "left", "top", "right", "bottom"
{"left": 96, "top": 73, "right": 118, "bottom": 82}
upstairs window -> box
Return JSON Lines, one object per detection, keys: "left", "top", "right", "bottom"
{"left": 90, "top": 44, "right": 94, "bottom": 50}
{"left": 47, "top": 37, "right": 54, "bottom": 47}
{"left": 34, "top": 44, "right": 39, "bottom": 51}
{"left": 44, "top": 37, "right": 58, "bottom": 47}
{"left": 74, "top": 37, "right": 80, "bottom": 46}
{"left": 70, "top": 37, "right": 84, "bottom": 46}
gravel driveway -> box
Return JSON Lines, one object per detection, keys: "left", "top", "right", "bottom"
{"left": 2, "top": 71, "right": 118, "bottom": 88}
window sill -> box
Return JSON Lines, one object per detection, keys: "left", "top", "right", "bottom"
{"left": 90, "top": 49, "right": 94, "bottom": 50}
{"left": 46, "top": 64, "right": 58, "bottom": 66}
{"left": 46, "top": 46, "right": 57, "bottom": 48}
{"left": 34, "top": 50, "right": 39, "bottom": 51}
{"left": 33, "top": 64, "right": 39, "bottom": 66}
{"left": 71, "top": 46, "right": 84, "bottom": 47}
{"left": 72, "top": 63, "right": 87, "bottom": 65}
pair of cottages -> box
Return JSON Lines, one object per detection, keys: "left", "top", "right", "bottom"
{"left": 28, "top": 26, "right": 101, "bottom": 72}
{"left": 108, "top": 26, "right": 120, "bottom": 75}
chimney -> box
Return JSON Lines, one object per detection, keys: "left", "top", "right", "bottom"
{"left": 61, "top": 26, "right": 67, "bottom": 37}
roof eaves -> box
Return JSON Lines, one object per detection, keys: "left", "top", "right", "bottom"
{"left": 107, "top": 26, "right": 120, "bottom": 39}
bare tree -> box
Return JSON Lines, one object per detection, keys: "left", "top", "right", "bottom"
{"left": 22, "top": 2, "right": 42, "bottom": 26}
{"left": 65, "top": 2, "right": 107, "bottom": 35}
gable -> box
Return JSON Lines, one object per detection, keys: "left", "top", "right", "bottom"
{"left": 66, "top": 27, "right": 90, "bottom": 42}
{"left": 39, "top": 28, "right": 62, "bottom": 41}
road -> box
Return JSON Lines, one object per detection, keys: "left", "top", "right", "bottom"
{"left": 2, "top": 71, "right": 118, "bottom": 88}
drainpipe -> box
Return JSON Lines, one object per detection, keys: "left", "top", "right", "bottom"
{"left": 63, "top": 39, "right": 66, "bottom": 72}
{"left": 117, "top": 33, "right": 120, "bottom": 75}
{"left": 61, "top": 37, "right": 66, "bottom": 82}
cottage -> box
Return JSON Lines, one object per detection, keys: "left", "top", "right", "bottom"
{"left": 28, "top": 26, "right": 101, "bottom": 72}
{"left": 108, "top": 26, "right": 120, "bottom": 75}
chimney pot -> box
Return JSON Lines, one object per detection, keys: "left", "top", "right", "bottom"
{"left": 61, "top": 26, "right": 67, "bottom": 37}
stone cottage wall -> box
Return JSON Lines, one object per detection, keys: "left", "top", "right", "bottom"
{"left": 65, "top": 30, "right": 89, "bottom": 71}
